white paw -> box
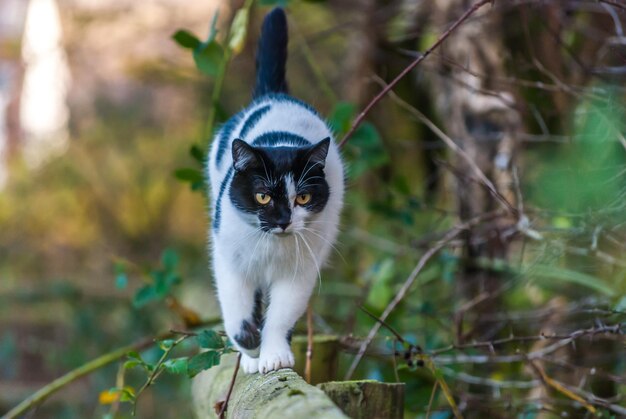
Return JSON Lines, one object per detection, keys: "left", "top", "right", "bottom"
{"left": 258, "top": 348, "right": 295, "bottom": 374}
{"left": 240, "top": 354, "right": 259, "bottom": 374}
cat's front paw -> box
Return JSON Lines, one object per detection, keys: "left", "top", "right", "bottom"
{"left": 240, "top": 353, "right": 259, "bottom": 374}
{"left": 258, "top": 348, "right": 295, "bottom": 374}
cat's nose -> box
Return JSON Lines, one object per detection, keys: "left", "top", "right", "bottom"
{"left": 278, "top": 223, "right": 290, "bottom": 231}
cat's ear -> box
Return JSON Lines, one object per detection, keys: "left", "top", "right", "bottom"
{"left": 305, "top": 138, "right": 331, "bottom": 168}
{"left": 232, "top": 139, "right": 260, "bottom": 171}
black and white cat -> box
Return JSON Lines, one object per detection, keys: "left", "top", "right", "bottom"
{"left": 207, "top": 8, "right": 344, "bottom": 374}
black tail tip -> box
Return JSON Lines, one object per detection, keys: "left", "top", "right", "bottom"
{"left": 262, "top": 7, "right": 287, "bottom": 33}
{"left": 265, "top": 7, "right": 286, "bottom": 22}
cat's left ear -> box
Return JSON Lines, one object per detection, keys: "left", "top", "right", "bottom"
{"left": 305, "top": 137, "right": 331, "bottom": 168}
{"left": 232, "top": 139, "right": 261, "bottom": 171}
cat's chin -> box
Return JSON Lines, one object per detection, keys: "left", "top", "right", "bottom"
{"left": 271, "top": 231, "right": 292, "bottom": 237}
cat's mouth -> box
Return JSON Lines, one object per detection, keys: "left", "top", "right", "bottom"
{"left": 267, "top": 227, "right": 293, "bottom": 236}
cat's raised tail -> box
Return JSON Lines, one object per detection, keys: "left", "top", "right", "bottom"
{"left": 253, "top": 7, "right": 288, "bottom": 98}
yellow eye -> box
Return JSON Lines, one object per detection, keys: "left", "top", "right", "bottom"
{"left": 295, "top": 193, "right": 311, "bottom": 205}
{"left": 255, "top": 193, "right": 271, "bottom": 205}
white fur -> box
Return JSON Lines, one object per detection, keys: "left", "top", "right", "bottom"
{"left": 207, "top": 96, "right": 344, "bottom": 374}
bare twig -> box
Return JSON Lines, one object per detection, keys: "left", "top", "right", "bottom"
{"left": 527, "top": 360, "right": 597, "bottom": 414}
{"left": 599, "top": 0, "right": 626, "bottom": 12}
{"left": 218, "top": 352, "right": 242, "bottom": 419}
{"left": 431, "top": 323, "right": 624, "bottom": 356}
{"left": 338, "top": 0, "right": 493, "bottom": 149}
{"left": 425, "top": 381, "right": 439, "bottom": 419}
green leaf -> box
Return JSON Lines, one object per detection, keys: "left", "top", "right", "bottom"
{"left": 440, "top": 251, "right": 459, "bottom": 284}
{"left": 328, "top": 102, "right": 356, "bottom": 134}
{"left": 347, "top": 122, "right": 388, "bottom": 178}
{"left": 132, "top": 285, "right": 159, "bottom": 308}
{"left": 108, "top": 386, "right": 136, "bottom": 403}
{"left": 123, "top": 360, "right": 143, "bottom": 370}
{"left": 193, "top": 41, "right": 223, "bottom": 77}
{"left": 365, "top": 258, "right": 395, "bottom": 311}
{"left": 115, "top": 273, "right": 128, "bottom": 290}
{"left": 259, "top": 0, "right": 288, "bottom": 5}
{"left": 158, "top": 339, "right": 176, "bottom": 351}
{"left": 172, "top": 30, "right": 201, "bottom": 49}
{"left": 614, "top": 295, "right": 626, "bottom": 312}
{"left": 127, "top": 351, "right": 142, "bottom": 360}
{"left": 190, "top": 145, "right": 205, "bottom": 164}
{"left": 529, "top": 264, "right": 615, "bottom": 297}
{"left": 163, "top": 357, "right": 189, "bottom": 375}
{"left": 228, "top": 8, "right": 249, "bottom": 55}
{"left": 328, "top": 102, "right": 387, "bottom": 177}
{"left": 196, "top": 330, "right": 224, "bottom": 349}
{"left": 161, "top": 249, "right": 179, "bottom": 271}
{"left": 187, "top": 350, "right": 221, "bottom": 377}
{"left": 119, "top": 386, "right": 136, "bottom": 402}
{"left": 174, "top": 168, "right": 204, "bottom": 183}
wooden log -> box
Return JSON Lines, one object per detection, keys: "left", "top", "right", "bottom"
{"left": 192, "top": 353, "right": 348, "bottom": 419}
{"left": 318, "top": 380, "right": 405, "bottom": 419}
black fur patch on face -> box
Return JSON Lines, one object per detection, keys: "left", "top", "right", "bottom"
{"left": 234, "top": 319, "right": 261, "bottom": 350}
{"left": 229, "top": 139, "right": 331, "bottom": 231}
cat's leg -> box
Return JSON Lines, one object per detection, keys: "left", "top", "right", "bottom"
{"left": 240, "top": 353, "right": 259, "bottom": 374}
{"left": 215, "top": 259, "right": 263, "bottom": 362}
{"left": 258, "top": 279, "right": 315, "bottom": 374}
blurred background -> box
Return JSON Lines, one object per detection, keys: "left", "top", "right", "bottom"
{"left": 1, "top": 0, "right": 625, "bottom": 417}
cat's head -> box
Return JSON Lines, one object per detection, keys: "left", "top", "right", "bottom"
{"left": 229, "top": 138, "right": 330, "bottom": 235}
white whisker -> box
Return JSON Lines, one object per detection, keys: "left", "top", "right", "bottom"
{"left": 301, "top": 227, "right": 347, "bottom": 264}
{"left": 297, "top": 231, "right": 322, "bottom": 294}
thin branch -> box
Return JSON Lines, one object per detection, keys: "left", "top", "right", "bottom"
{"left": 218, "top": 352, "right": 241, "bottom": 419}
{"left": 599, "top": 0, "right": 626, "bottom": 12}
{"left": 527, "top": 360, "right": 597, "bottom": 414}
{"left": 133, "top": 335, "right": 189, "bottom": 415}
{"left": 425, "top": 381, "right": 439, "bottom": 419}
{"left": 358, "top": 305, "right": 406, "bottom": 344}
{"left": 338, "top": 0, "right": 493, "bottom": 149}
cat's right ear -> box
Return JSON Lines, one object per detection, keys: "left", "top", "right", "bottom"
{"left": 232, "top": 139, "right": 260, "bottom": 171}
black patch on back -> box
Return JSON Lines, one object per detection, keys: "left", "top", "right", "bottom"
{"left": 216, "top": 113, "right": 243, "bottom": 168}
{"left": 240, "top": 105, "right": 271, "bottom": 140}
{"left": 213, "top": 168, "right": 234, "bottom": 232}
{"left": 229, "top": 141, "right": 330, "bottom": 231}
{"left": 234, "top": 319, "right": 261, "bottom": 350}
{"left": 252, "top": 131, "right": 310, "bottom": 147}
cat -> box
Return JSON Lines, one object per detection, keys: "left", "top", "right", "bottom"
{"left": 207, "top": 7, "right": 344, "bottom": 374}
